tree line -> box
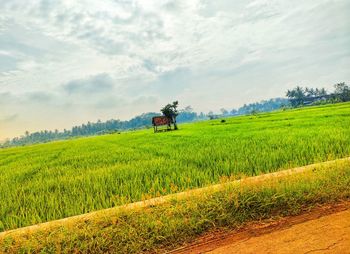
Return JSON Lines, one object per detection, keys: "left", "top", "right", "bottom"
{"left": 0, "top": 99, "right": 288, "bottom": 148}
{"left": 0, "top": 110, "right": 203, "bottom": 148}
{"left": 1, "top": 82, "right": 348, "bottom": 148}
{"left": 286, "top": 82, "right": 349, "bottom": 107}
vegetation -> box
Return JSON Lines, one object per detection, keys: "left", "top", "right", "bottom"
{"left": 334, "top": 82, "right": 350, "bottom": 102}
{"left": 160, "top": 101, "right": 179, "bottom": 130}
{"left": 0, "top": 103, "right": 349, "bottom": 232}
{"left": 286, "top": 82, "right": 350, "bottom": 107}
{"left": 0, "top": 98, "right": 288, "bottom": 148}
{"left": 1, "top": 159, "right": 350, "bottom": 253}
{"left": 0, "top": 112, "right": 154, "bottom": 148}
{"left": 1, "top": 82, "right": 348, "bottom": 148}
{"left": 233, "top": 98, "right": 288, "bottom": 115}
{"left": 0, "top": 105, "right": 205, "bottom": 148}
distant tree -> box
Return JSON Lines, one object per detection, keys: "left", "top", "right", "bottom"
{"left": 304, "top": 87, "right": 328, "bottom": 98}
{"left": 334, "top": 82, "right": 350, "bottom": 102}
{"left": 235, "top": 98, "right": 288, "bottom": 115}
{"left": 177, "top": 105, "right": 197, "bottom": 123}
{"left": 207, "top": 111, "right": 215, "bottom": 120}
{"left": 161, "top": 101, "right": 179, "bottom": 130}
{"left": 230, "top": 109, "right": 238, "bottom": 115}
{"left": 318, "top": 88, "right": 327, "bottom": 96}
{"left": 2, "top": 107, "right": 205, "bottom": 148}
{"left": 250, "top": 109, "right": 259, "bottom": 115}
{"left": 184, "top": 106, "right": 193, "bottom": 112}
{"left": 305, "top": 87, "right": 316, "bottom": 97}
{"left": 220, "top": 108, "right": 229, "bottom": 116}
{"left": 286, "top": 86, "right": 306, "bottom": 107}
{"left": 198, "top": 112, "right": 206, "bottom": 119}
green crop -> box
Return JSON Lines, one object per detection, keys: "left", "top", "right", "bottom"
{"left": 2, "top": 158, "right": 350, "bottom": 254}
{"left": 0, "top": 102, "right": 350, "bottom": 231}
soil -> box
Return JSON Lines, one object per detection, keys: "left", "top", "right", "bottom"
{"left": 168, "top": 201, "right": 350, "bottom": 254}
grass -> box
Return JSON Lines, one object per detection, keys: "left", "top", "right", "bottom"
{"left": 1, "top": 158, "right": 350, "bottom": 253}
{"left": 0, "top": 102, "right": 350, "bottom": 231}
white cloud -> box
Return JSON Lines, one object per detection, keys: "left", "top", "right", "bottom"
{"left": 0, "top": 0, "right": 349, "bottom": 139}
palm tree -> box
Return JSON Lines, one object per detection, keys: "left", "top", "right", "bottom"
{"left": 286, "top": 86, "right": 306, "bottom": 107}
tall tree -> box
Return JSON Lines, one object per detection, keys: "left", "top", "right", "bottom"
{"left": 318, "top": 88, "right": 327, "bottom": 96}
{"left": 305, "top": 87, "right": 316, "bottom": 97}
{"left": 286, "top": 86, "right": 306, "bottom": 107}
{"left": 334, "top": 82, "right": 350, "bottom": 102}
{"left": 161, "top": 101, "right": 179, "bottom": 130}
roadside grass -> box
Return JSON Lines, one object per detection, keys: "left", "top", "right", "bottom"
{"left": 1, "top": 158, "right": 349, "bottom": 253}
{"left": 0, "top": 103, "right": 350, "bottom": 231}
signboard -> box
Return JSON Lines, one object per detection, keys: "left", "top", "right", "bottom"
{"left": 152, "top": 116, "right": 171, "bottom": 126}
{"left": 152, "top": 116, "right": 173, "bottom": 132}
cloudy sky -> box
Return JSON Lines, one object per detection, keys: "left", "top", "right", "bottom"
{"left": 0, "top": 0, "right": 349, "bottom": 140}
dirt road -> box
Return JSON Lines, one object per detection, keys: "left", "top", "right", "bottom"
{"left": 171, "top": 202, "right": 350, "bottom": 254}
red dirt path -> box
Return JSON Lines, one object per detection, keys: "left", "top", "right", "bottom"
{"left": 169, "top": 201, "right": 350, "bottom": 254}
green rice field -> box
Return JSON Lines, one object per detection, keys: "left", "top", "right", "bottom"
{"left": 0, "top": 102, "right": 350, "bottom": 231}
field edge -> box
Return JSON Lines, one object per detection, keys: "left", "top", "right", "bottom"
{"left": 1, "top": 157, "right": 350, "bottom": 253}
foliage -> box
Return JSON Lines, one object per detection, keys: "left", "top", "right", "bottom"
{"left": 0, "top": 103, "right": 350, "bottom": 232}
{"left": 1, "top": 159, "right": 350, "bottom": 253}
{"left": 0, "top": 105, "right": 200, "bottom": 148}
{"left": 286, "top": 86, "right": 307, "bottom": 107}
{"left": 160, "top": 101, "right": 179, "bottom": 130}
{"left": 0, "top": 113, "right": 159, "bottom": 148}
{"left": 0, "top": 97, "right": 291, "bottom": 148}
{"left": 286, "top": 82, "right": 350, "bottom": 107}
{"left": 235, "top": 98, "right": 289, "bottom": 115}
{"left": 1, "top": 82, "right": 349, "bottom": 148}
{"left": 334, "top": 82, "right": 350, "bottom": 102}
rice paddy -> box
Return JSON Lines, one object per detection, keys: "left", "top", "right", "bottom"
{"left": 0, "top": 102, "right": 350, "bottom": 231}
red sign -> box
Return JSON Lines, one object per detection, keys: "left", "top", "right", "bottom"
{"left": 152, "top": 116, "right": 171, "bottom": 126}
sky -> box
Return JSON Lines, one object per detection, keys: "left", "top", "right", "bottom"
{"left": 0, "top": 0, "right": 349, "bottom": 140}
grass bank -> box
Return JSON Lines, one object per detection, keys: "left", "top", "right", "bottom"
{"left": 1, "top": 158, "right": 350, "bottom": 253}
